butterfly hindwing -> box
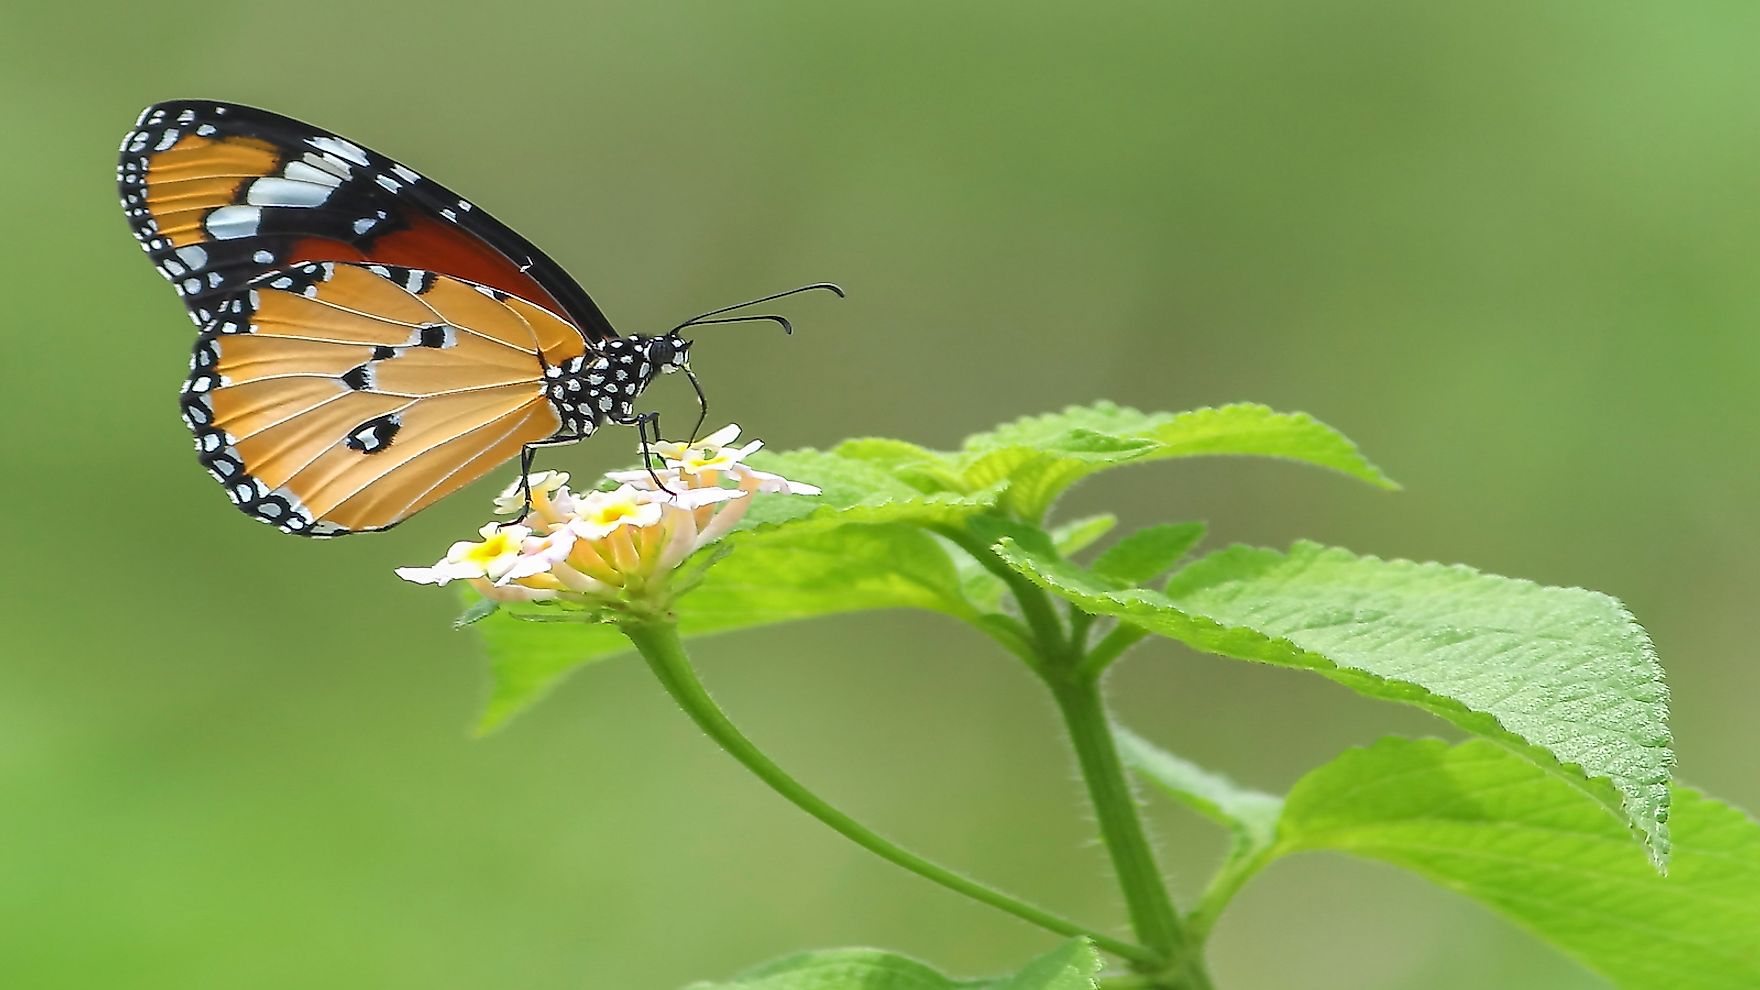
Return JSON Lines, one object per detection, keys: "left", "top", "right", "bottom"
{"left": 184, "top": 262, "right": 587, "bottom": 536}
{"left": 119, "top": 101, "right": 617, "bottom": 342}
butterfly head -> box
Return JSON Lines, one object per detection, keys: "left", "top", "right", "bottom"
{"left": 642, "top": 331, "right": 692, "bottom": 374}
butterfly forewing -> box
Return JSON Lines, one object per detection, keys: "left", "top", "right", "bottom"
{"left": 185, "top": 262, "right": 585, "bottom": 536}
{"left": 119, "top": 101, "right": 617, "bottom": 342}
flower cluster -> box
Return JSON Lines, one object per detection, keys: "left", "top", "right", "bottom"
{"left": 396, "top": 425, "right": 819, "bottom": 611}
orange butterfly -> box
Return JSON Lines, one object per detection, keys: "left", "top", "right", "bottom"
{"left": 119, "top": 100, "right": 837, "bottom": 536}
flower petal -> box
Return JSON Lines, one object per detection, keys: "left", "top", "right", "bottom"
{"left": 701, "top": 423, "right": 741, "bottom": 447}
{"left": 732, "top": 465, "right": 822, "bottom": 495}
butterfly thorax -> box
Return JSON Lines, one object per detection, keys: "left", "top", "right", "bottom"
{"left": 544, "top": 334, "right": 690, "bottom": 438}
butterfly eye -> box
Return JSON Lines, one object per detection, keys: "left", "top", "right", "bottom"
{"left": 649, "top": 338, "right": 675, "bottom": 366}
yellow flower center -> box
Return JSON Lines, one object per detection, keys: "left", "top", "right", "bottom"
{"left": 587, "top": 501, "right": 640, "bottom": 526}
{"left": 683, "top": 446, "right": 735, "bottom": 472}
{"left": 463, "top": 530, "right": 520, "bottom": 565}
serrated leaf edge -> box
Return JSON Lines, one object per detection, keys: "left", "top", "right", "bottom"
{"left": 998, "top": 538, "right": 1673, "bottom": 868}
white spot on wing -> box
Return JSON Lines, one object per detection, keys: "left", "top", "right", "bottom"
{"left": 205, "top": 205, "right": 262, "bottom": 239}
{"left": 304, "top": 152, "right": 354, "bottom": 179}
{"left": 308, "top": 135, "right": 369, "bottom": 166}
{"left": 246, "top": 177, "right": 332, "bottom": 208}
{"left": 174, "top": 245, "right": 208, "bottom": 269}
{"left": 283, "top": 160, "right": 345, "bottom": 188}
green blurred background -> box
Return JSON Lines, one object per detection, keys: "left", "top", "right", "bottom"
{"left": 4, "top": 2, "right": 1756, "bottom": 987}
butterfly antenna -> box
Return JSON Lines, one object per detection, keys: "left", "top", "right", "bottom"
{"left": 670, "top": 282, "right": 844, "bottom": 333}
{"left": 683, "top": 314, "right": 794, "bottom": 335}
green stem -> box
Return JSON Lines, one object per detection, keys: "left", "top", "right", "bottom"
{"left": 1080, "top": 625, "right": 1149, "bottom": 679}
{"left": 934, "top": 526, "right": 1067, "bottom": 661}
{"left": 1188, "top": 842, "right": 1282, "bottom": 941}
{"left": 621, "top": 618, "right": 1160, "bottom": 968}
{"left": 1047, "top": 671, "right": 1214, "bottom": 989}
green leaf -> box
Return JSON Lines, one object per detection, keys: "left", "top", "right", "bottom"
{"left": 1279, "top": 738, "right": 1760, "bottom": 990}
{"left": 733, "top": 449, "right": 990, "bottom": 532}
{"left": 684, "top": 939, "right": 1103, "bottom": 990}
{"left": 476, "top": 447, "right": 1003, "bottom": 732}
{"left": 1117, "top": 727, "right": 1281, "bottom": 853}
{"left": 832, "top": 437, "right": 966, "bottom": 494}
{"left": 473, "top": 604, "right": 627, "bottom": 732}
{"left": 958, "top": 515, "right": 1118, "bottom": 615}
{"left": 949, "top": 515, "right": 1051, "bottom": 614}
{"left": 1091, "top": 523, "right": 1206, "bottom": 587}
{"left": 996, "top": 539, "right": 1674, "bottom": 865}
{"left": 956, "top": 402, "right": 1396, "bottom": 520}
{"left": 453, "top": 596, "right": 500, "bottom": 628}
{"left": 478, "top": 522, "right": 977, "bottom": 733}
{"left": 1049, "top": 514, "right": 1117, "bottom": 556}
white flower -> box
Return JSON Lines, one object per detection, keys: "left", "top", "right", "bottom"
{"left": 396, "top": 424, "right": 823, "bottom": 611}
{"left": 652, "top": 423, "right": 741, "bottom": 461}
{"left": 395, "top": 523, "right": 535, "bottom": 586}
{"left": 568, "top": 485, "right": 666, "bottom": 540}
{"left": 649, "top": 423, "right": 763, "bottom": 477}
{"left": 492, "top": 470, "right": 572, "bottom": 516}
{"left": 730, "top": 465, "right": 822, "bottom": 495}
{"left": 604, "top": 466, "right": 681, "bottom": 490}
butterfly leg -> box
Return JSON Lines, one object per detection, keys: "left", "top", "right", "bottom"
{"left": 510, "top": 433, "right": 584, "bottom": 524}
{"left": 634, "top": 412, "right": 679, "bottom": 496}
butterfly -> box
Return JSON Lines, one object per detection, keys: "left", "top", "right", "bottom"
{"left": 118, "top": 100, "right": 838, "bottom": 537}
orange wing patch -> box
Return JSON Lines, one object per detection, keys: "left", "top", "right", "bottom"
{"left": 285, "top": 263, "right": 440, "bottom": 326}
{"left": 417, "top": 275, "right": 544, "bottom": 353}
{"left": 208, "top": 376, "right": 359, "bottom": 440}
{"left": 182, "top": 263, "right": 579, "bottom": 536}
{"left": 230, "top": 391, "right": 412, "bottom": 490}
{"left": 305, "top": 389, "right": 556, "bottom": 529}
{"left": 143, "top": 135, "right": 281, "bottom": 248}
{"left": 326, "top": 402, "right": 558, "bottom": 529}
{"left": 502, "top": 293, "right": 591, "bottom": 369}
{"left": 210, "top": 334, "right": 377, "bottom": 383}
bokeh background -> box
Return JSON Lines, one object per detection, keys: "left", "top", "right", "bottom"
{"left": 4, "top": 3, "right": 1757, "bottom": 987}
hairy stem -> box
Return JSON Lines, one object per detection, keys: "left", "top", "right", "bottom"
{"left": 1047, "top": 671, "right": 1200, "bottom": 981}
{"left": 621, "top": 617, "right": 1159, "bottom": 967}
{"left": 938, "top": 524, "right": 1215, "bottom": 986}
{"left": 935, "top": 526, "right": 1068, "bottom": 662}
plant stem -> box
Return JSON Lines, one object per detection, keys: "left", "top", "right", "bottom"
{"left": 621, "top": 617, "right": 1160, "bottom": 967}
{"left": 1188, "top": 842, "right": 1282, "bottom": 941}
{"left": 935, "top": 526, "right": 1067, "bottom": 662}
{"left": 1080, "top": 625, "right": 1149, "bottom": 679}
{"left": 1046, "top": 673, "right": 1191, "bottom": 965}
{"left": 938, "top": 525, "right": 1214, "bottom": 986}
